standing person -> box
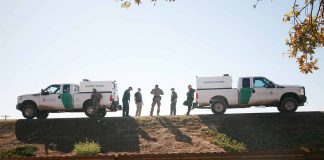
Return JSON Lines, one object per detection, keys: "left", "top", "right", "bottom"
{"left": 185, "top": 85, "right": 195, "bottom": 115}
{"left": 170, "top": 88, "right": 178, "bottom": 116}
{"left": 150, "top": 84, "right": 164, "bottom": 116}
{"left": 134, "top": 88, "right": 143, "bottom": 116}
{"left": 122, "top": 87, "right": 132, "bottom": 117}
{"left": 91, "top": 88, "right": 102, "bottom": 116}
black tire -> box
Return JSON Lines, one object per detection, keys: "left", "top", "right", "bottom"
{"left": 98, "top": 109, "right": 107, "bottom": 117}
{"left": 22, "top": 103, "right": 38, "bottom": 119}
{"left": 277, "top": 106, "right": 284, "bottom": 113}
{"left": 280, "top": 97, "right": 298, "bottom": 113}
{"left": 84, "top": 101, "right": 96, "bottom": 118}
{"left": 211, "top": 100, "right": 227, "bottom": 114}
{"left": 118, "top": 105, "right": 122, "bottom": 110}
{"left": 36, "top": 111, "right": 49, "bottom": 119}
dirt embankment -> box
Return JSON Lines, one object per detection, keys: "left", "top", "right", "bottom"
{"left": 1, "top": 112, "right": 324, "bottom": 156}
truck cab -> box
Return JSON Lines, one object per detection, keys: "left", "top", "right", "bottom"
{"left": 237, "top": 77, "right": 306, "bottom": 107}
{"left": 38, "top": 84, "right": 78, "bottom": 110}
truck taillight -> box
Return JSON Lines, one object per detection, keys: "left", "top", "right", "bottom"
{"left": 109, "top": 95, "right": 113, "bottom": 102}
{"left": 196, "top": 92, "right": 199, "bottom": 99}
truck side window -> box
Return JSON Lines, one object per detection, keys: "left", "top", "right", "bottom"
{"left": 74, "top": 85, "right": 79, "bottom": 93}
{"left": 63, "top": 85, "right": 70, "bottom": 93}
{"left": 253, "top": 78, "right": 269, "bottom": 88}
{"left": 242, "top": 78, "right": 250, "bottom": 88}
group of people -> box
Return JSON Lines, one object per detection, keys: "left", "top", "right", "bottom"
{"left": 90, "top": 84, "right": 196, "bottom": 117}
{"left": 122, "top": 84, "right": 196, "bottom": 117}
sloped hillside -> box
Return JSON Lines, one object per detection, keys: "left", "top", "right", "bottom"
{"left": 1, "top": 112, "right": 324, "bottom": 156}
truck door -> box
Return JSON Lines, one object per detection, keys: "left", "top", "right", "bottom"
{"left": 39, "top": 84, "right": 64, "bottom": 110}
{"left": 249, "top": 77, "right": 277, "bottom": 105}
{"left": 239, "top": 78, "right": 253, "bottom": 105}
{"left": 61, "top": 84, "right": 73, "bottom": 110}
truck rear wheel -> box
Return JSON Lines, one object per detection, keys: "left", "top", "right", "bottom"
{"left": 280, "top": 97, "right": 298, "bottom": 113}
{"left": 84, "top": 101, "right": 96, "bottom": 118}
{"left": 36, "top": 111, "right": 49, "bottom": 119}
{"left": 98, "top": 109, "right": 107, "bottom": 117}
{"left": 22, "top": 103, "right": 38, "bottom": 119}
{"left": 277, "top": 106, "right": 284, "bottom": 113}
{"left": 211, "top": 100, "right": 227, "bottom": 114}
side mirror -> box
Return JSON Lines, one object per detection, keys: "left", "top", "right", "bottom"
{"left": 41, "top": 89, "right": 49, "bottom": 95}
{"left": 267, "top": 83, "right": 275, "bottom": 88}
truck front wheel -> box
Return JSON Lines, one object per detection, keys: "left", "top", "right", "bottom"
{"left": 211, "top": 100, "right": 227, "bottom": 114}
{"left": 280, "top": 97, "right": 298, "bottom": 113}
{"left": 277, "top": 106, "right": 284, "bottom": 113}
{"left": 22, "top": 103, "right": 38, "bottom": 119}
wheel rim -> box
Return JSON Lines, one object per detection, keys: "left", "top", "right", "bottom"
{"left": 87, "top": 105, "right": 95, "bottom": 114}
{"left": 213, "top": 103, "right": 224, "bottom": 112}
{"left": 284, "top": 100, "right": 296, "bottom": 111}
{"left": 24, "top": 106, "right": 34, "bottom": 117}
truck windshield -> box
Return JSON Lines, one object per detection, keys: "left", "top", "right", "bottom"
{"left": 44, "top": 85, "right": 60, "bottom": 94}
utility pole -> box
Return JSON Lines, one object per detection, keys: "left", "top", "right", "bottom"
{"left": 1, "top": 115, "right": 10, "bottom": 120}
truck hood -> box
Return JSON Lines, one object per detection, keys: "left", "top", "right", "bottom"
{"left": 19, "top": 93, "right": 41, "bottom": 97}
{"left": 277, "top": 85, "right": 304, "bottom": 88}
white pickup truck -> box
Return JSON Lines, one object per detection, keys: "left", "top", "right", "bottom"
{"left": 16, "top": 80, "right": 120, "bottom": 119}
{"left": 195, "top": 75, "right": 307, "bottom": 114}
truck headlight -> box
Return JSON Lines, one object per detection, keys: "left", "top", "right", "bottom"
{"left": 17, "top": 96, "right": 22, "bottom": 101}
{"left": 300, "top": 88, "right": 305, "bottom": 95}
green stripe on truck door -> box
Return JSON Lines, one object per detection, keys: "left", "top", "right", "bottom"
{"left": 61, "top": 93, "right": 73, "bottom": 109}
{"left": 239, "top": 88, "right": 252, "bottom": 105}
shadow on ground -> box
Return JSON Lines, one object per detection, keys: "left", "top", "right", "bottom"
{"left": 157, "top": 117, "right": 193, "bottom": 144}
{"left": 15, "top": 112, "right": 324, "bottom": 154}
{"left": 15, "top": 117, "right": 143, "bottom": 153}
{"left": 198, "top": 112, "right": 324, "bottom": 151}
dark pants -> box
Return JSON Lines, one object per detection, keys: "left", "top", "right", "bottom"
{"left": 170, "top": 101, "right": 177, "bottom": 115}
{"left": 123, "top": 101, "right": 129, "bottom": 116}
{"left": 186, "top": 100, "right": 193, "bottom": 115}
{"left": 93, "top": 100, "right": 100, "bottom": 116}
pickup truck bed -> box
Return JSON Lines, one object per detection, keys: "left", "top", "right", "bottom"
{"left": 197, "top": 88, "right": 238, "bottom": 107}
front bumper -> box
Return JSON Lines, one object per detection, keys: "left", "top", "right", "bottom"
{"left": 16, "top": 103, "right": 22, "bottom": 110}
{"left": 299, "top": 95, "right": 307, "bottom": 106}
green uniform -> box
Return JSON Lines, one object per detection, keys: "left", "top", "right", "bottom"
{"left": 170, "top": 91, "right": 177, "bottom": 115}
{"left": 91, "top": 91, "right": 102, "bottom": 115}
{"left": 186, "top": 88, "right": 195, "bottom": 115}
{"left": 150, "top": 88, "right": 164, "bottom": 116}
{"left": 122, "top": 89, "right": 131, "bottom": 116}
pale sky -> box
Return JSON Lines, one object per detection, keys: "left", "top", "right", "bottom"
{"left": 0, "top": 0, "right": 323, "bottom": 119}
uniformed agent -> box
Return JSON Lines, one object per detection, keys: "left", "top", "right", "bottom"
{"left": 122, "top": 87, "right": 132, "bottom": 117}
{"left": 185, "top": 85, "right": 195, "bottom": 115}
{"left": 150, "top": 84, "right": 164, "bottom": 116}
{"left": 170, "top": 88, "right": 178, "bottom": 116}
{"left": 91, "top": 88, "right": 102, "bottom": 116}
{"left": 134, "top": 88, "right": 143, "bottom": 116}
